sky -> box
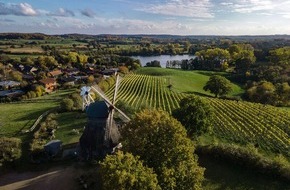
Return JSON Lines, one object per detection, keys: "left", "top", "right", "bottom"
{"left": 1, "top": 0, "right": 290, "bottom": 35}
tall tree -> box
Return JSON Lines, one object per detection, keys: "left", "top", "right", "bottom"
{"left": 121, "top": 109, "right": 204, "bottom": 190}
{"left": 172, "top": 96, "right": 213, "bottom": 136}
{"left": 99, "top": 152, "right": 161, "bottom": 190}
{"left": 203, "top": 75, "right": 232, "bottom": 97}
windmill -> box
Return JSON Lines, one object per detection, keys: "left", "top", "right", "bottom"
{"left": 79, "top": 75, "right": 130, "bottom": 160}
{"left": 80, "top": 86, "right": 94, "bottom": 111}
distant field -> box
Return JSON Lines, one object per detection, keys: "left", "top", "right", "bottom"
{"left": 4, "top": 46, "right": 44, "bottom": 53}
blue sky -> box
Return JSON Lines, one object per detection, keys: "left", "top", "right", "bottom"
{"left": 1, "top": 0, "right": 290, "bottom": 35}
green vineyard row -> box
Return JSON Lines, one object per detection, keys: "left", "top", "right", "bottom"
{"left": 106, "top": 74, "right": 290, "bottom": 157}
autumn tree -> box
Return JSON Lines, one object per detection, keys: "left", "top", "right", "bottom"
{"left": 203, "top": 75, "right": 232, "bottom": 97}
{"left": 121, "top": 109, "right": 204, "bottom": 190}
{"left": 172, "top": 96, "right": 213, "bottom": 136}
{"left": 99, "top": 152, "right": 161, "bottom": 190}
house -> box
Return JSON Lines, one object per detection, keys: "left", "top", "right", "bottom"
{"left": 39, "top": 78, "right": 57, "bottom": 93}
{"left": 60, "top": 76, "right": 76, "bottom": 86}
{"left": 63, "top": 68, "right": 80, "bottom": 76}
{"left": 23, "top": 66, "right": 38, "bottom": 74}
{"left": 0, "top": 80, "right": 21, "bottom": 90}
{"left": 16, "top": 65, "right": 38, "bottom": 74}
{"left": 48, "top": 70, "right": 62, "bottom": 78}
{"left": 101, "top": 69, "right": 118, "bottom": 76}
{"left": 0, "top": 90, "right": 25, "bottom": 99}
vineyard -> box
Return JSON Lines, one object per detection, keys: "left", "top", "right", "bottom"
{"left": 106, "top": 73, "right": 290, "bottom": 158}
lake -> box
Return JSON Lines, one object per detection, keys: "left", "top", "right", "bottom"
{"left": 131, "top": 55, "right": 196, "bottom": 68}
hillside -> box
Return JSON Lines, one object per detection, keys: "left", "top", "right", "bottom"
{"left": 106, "top": 68, "right": 290, "bottom": 159}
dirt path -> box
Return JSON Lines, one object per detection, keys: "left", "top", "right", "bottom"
{"left": 0, "top": 165, "right": 84, "bottom": 190}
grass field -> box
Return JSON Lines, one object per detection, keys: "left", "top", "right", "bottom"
{"left": 136, "top": 67, "right": 244, "bottom": 96}
{"left": 0, "top": 89, "right": 80, "bottom": 142}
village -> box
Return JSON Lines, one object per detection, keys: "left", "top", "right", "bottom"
{"left": 0, "top": 61, "right": 125, "bottom": 102}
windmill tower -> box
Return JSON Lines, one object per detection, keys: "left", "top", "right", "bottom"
{"left": 79, "top": 75, "right": 130, "bottom": 160}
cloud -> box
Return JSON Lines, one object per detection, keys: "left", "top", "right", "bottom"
{"left": 220, "top": 0, "right": 289, "bottom": 14}
{"left": 0, "top": 18, "right": 15, "bottom": 23}
{"left": 220, "top": 0, "right": 290, "bottom": 19}
{"left": 81, "top": 8, "right": 96, "bottom": 18}
{"left": 137, "top": 0, "right": 214, "bottom": 18}
{"left": 0, "top": 2, "right": 37, "bottom": 16}
{"left": 47, "top": 8, "right": 75, "bottom": 17}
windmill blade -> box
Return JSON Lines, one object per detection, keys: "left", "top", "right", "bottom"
{"left": 114, "top": 107, "right": 130, "bottom": 122}
{"left": 91, "top": 85, "right": 113, "bottom": 105}
{"left": 91, "top": 79, "right": 130, "bottom": 122}
{"left": 112, "top": 74, "right": 120, "bottom": 105}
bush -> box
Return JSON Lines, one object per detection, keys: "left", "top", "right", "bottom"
{"left": 196, "top": 143, "right": 290, "bottom": 181}
{"left": 0, "top": 137, "right": 22, "bottom": 166}
{"left": 60, "top": 98, "right": 74, "bottom": 111}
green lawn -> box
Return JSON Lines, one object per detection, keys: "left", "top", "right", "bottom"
{"left": 55, "top": 112, "right": 87, "bottom": 145}
{"left": 0, "top": 102, "right": 57, "bottom": 138}
{"left": 136, "top": 67, "right": 244, "bottom": 97}
{"left": 0, "top": 89, "right": 77, "bottom": 138}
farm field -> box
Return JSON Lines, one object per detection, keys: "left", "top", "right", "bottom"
{"left": 106, "top": 69, "right": 290, "bottom": 158}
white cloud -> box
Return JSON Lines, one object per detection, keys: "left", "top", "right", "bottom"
{"left": 137, "top": 0, "right": 214, "bottom": 18}
{"left": 0, "top": 2, "right": 37, "bottom": 16}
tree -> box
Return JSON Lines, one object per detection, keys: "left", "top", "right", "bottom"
{"left": 60, "top": 98, "right": 74, "bottom": 111}
{"left": 203, "top": 75, "right": 232, "bottom": 97}
{"left": 99, "top": 151, "right": 161, "bottom": 190}
{"left": 10, "top": 71, "right": 23, "bottom": 82}
{"left": 194, "top": 48, "right": 230, "bottom": 70}
{"left": 70, "top": 93, "right": 83, "bottom": 110}
{"left": 0, "top": 137, "right": 21, "bottom": 166}
{"left": 121, "top": 109, "right": 204, "bottom": 190}
{"left": 172, "top": 96, "right": 213, "bottom": 136}
{"left": 87, "top": 75, "right": 95, "bottom": 84}
{"left": 246, "top": 81, "right": 278, "bottom": 105}
{"left": 228, "top": 44, "right": 256, "bottom": 74}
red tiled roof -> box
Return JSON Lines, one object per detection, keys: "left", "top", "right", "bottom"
{"left": 49, "top": 70, "right": 62, "bottom": 76}
{"left": 39, "top": 78, "right": 56, "bottom": 84}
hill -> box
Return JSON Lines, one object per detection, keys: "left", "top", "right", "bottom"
{"left": 106, "top": 68, "right": 289, "bottom": 158}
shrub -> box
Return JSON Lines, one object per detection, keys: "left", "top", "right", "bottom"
{"left": 0, "top": 137, "right": 22, "bottom": 166}
{"left": 60, "top": 98, "right": 74, "bottom": 111}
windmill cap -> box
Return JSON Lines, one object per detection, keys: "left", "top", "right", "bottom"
{"left": 86, "top": 101, "right": 109, "bottom": 118}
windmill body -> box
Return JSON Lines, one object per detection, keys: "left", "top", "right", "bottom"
{"left": 79, "top": 75, "right": 129, "bottom": 160}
